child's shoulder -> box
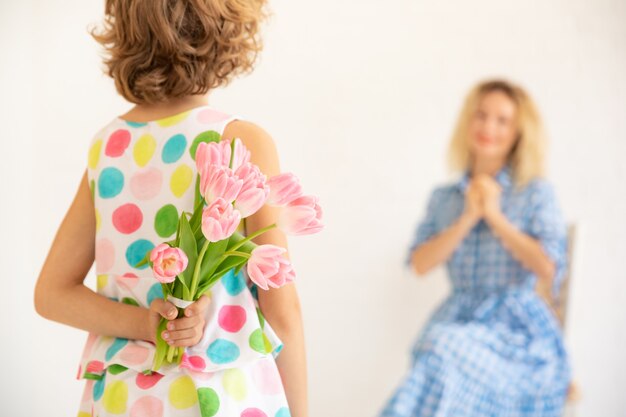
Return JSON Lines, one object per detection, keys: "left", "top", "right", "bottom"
{"left": 223, "top": 120, "right": 277, "bottom": 154}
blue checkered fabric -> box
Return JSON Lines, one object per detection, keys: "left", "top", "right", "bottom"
{"left": 381, "top": 166, "right": 571, "bottom": 417}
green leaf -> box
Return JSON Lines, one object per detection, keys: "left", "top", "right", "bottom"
{"left": 198, "top": 238, "right": 229, "bottom": 284}
{"left": 177, "top": 212, "right": 198, "bottom": 289}
{"left": 134, "top": 250, "right": 150, "bottom": 268}
{"left": 82, "top": 372, "right": 103, "bottom": 381}
{"left": 121, "top": 297, "right": 139, "bottom": 307}
{"left": 107, "top": 364, "right": 128, "bottom": 375}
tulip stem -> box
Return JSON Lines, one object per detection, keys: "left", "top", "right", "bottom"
{"left": 222, "top": 250, "right": 251, "bottom": 259}
{"left": 190, "top": 240, "right": 210, "bottom": 297}
{"left": 229, "top": 223, "right": 277, "bottom": 251}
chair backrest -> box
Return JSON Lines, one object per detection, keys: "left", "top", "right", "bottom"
{"left": 554, "top": 223, "right": 576, "bottom": 328}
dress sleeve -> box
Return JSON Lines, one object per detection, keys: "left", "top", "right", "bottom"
{"left": 527, "top": 181, "right": 568, "bottom": 299}
{"left": 405, "top": 187, "right": 444, "bottom": 267}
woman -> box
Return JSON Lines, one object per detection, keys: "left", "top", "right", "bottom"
{"left": 380, "top": 79, "right": 571, "bottom": 416}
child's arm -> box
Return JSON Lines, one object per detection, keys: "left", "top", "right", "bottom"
{"left": 224, "top": 121, "right": 309, "bottom": 417}
{"left": 34, "top": 171, "right": 208, "bottom": 346}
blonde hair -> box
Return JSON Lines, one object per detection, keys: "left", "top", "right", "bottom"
{"left": 448, "top": 79, "right": 547, "bottom": 187}
{"left": 89, "top": 0, "right": 268, "bottom": 105}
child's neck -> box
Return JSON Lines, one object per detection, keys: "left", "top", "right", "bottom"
{"left": 120, "top": 94, "right": 209, "bottom": 122}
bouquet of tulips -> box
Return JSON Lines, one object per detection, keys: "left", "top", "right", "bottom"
{"left": 136, "top": 138, "right": 323, "bottom": 371}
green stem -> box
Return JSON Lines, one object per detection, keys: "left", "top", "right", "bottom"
{"left": 223, "top": 250, "right": 251, "bottom": 258}
{"left": 229, "top": 223, "right": 277, "bottom": 252}
{"left": 190, "top": 240, "right": 210, "bottom": 297}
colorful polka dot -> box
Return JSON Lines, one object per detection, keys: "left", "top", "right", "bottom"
{"left": 124, "top": 120, "right": 148, "bottom": 128}
{"left": 130, "top": 167, "right": 163, "bottom": 200}
{"left": 222, "top": 269, "right": 246, "bottom": 296}
{"left": 248, "top": 329, "right": 272, "bottom": 354}
{"left": 105, "top": 338, "right": 129, "bottom": 361}
{"left": 222, "top": 368, "right": 247, "bottom": 401}
{"left": 112, "top": 203, "right": 143, "bottom": 234}
{"left": 133, "top": 134, "right": 157, "bottom": 167}
{"left": 147, "top": 283, "right": 164, "bottom": 306}
{"left": 88, "top": 139, "right": 103, "bottom": 169}
{"left": 106, "top": 129, "right": 131, "bottom": 157}
{"left": 181, "top": 354, "right": 206, "bottom": 372}
{"left": 86, "top": 360, "right": 104, "bottom": 374}
{"left": 154, "top": 204, "right": 179, "bottom": 238}
{"left": 90, "top": 179, "right": 96, "bottom": 201}
{"left": 95, "top": 207, "right": 101, "bottom": 232}
{"left": 136, "top": 372, "right": 164, "bottom": 390}
{"left": 97, "top": 274, "right": 108, "bottom": 291}
{"left": 103, "top": 380, "right": 128, "bottom": 413}
{"left": 197, "top": 387, "right": 220, "bottom": 417}
{"left": 120, "top": 344, "right": 149, "bottom": 365}
{"left": 197, "top": 109, "right": 230, "bottom": 124}
{"left": 115, "top": 272, "right": 139, "bottom": 289}
{"left": 95, "top": 238, "right": 115, "bottom": 273}
{"left": 98, "top": 167, "right": 124, "bottom": 198}
{"left": 169, "top": 375, "right": 198, "bottom": 409}
{"left": 252, "top": 359, "right": 283, "bottom": 395}
{"left": 218, "top": 305, "right": 247, "bottom": 333}
{"left": 275, "top": 407, "right": 291, "bottom": 417}
{"left": 189, "top": 130, "right": 221, "bottom": 160}
{"left": 130, "top": 395, "right": 163, "bottom": 417}
{"left": 207, "top": 339, "right": 240, "bottom": 364}
{"left": 157, "top": 111, "right": 192, "bottom": 128}
{"left": 162, "top": 134, "right": 187, "bottom": 163}
{"left": 93, "top": 377, "right": 105, "bottom": 401}
{"left": 241, "top": 408, "right": 268, "bottom": 417}
{"left": 170, "top": 164, "right": 193, "bottom": 197}
{"left": 126, "top": 239, "right": 154, "bottom": 269}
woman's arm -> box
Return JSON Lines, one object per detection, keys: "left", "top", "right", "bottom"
{"left": 34, "top": 171, "right": 206, "bottom": 346}
{"left": 410, "top": 182, "right": 482, "bottom": 275}
{"left": 223, "top": 121, "right": 308, "bottom": 417}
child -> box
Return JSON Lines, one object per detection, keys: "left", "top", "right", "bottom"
{"left": 34, "top": 1, "right": 307, "bottom": 416}
{"left": 380, "top": 79, "right": 571, "bottom": 417}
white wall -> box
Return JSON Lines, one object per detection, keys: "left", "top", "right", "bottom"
{"left": 2, "top": 0, "right": 624, "bottom": 416}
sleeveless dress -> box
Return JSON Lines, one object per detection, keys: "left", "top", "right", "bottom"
{"left": 380, "top": 166, "right": 571, "bottom": 417}
{"left": 78, "top": 105, "right": 291, "bottom": 417}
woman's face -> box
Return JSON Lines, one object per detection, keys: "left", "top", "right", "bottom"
{"left": 468, "top": 90, "right": 519, "bottom": 162}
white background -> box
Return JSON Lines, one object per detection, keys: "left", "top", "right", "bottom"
{"left": 2, "top": 0, "right": 625, "bottom": 416}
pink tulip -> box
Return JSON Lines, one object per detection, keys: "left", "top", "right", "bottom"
{"left": 195, "top": 140, "right": 231, "bottom": 174}
{"left": 234, "top": 162, "right": 269, "bottom": 218}
{"left": 267, "top": 172, "right": 303, "bottom": 206}
{"left": 231, "top": 138, "right": 251, "bottom": 171}
{"left": 150, "top": 243, "right": 189, "bottom": 283}
{"left": 247, "top": 245, "right": 296, "bottom": 290}
{"left": 201, "top": 198, "right": 242, "bottom": 242}
{"left": 277, "top": 195, "right": 324, "bottom": 235}
{"left": 200, "top": 165, "right": 243, "bottom": 205}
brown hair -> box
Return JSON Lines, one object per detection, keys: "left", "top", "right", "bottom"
{"left": 448, "top": 79, "right": 548, "bottom": 187}
{"left": 89, "top": 0, "right": 268, "bottom": 104}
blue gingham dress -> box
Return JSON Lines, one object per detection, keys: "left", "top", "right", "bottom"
{"left": 380, "top": 166, "right": 571, "bottom": 417}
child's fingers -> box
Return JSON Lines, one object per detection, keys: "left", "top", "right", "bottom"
{"left": 184, "top": 294, "right": 211, "bottom": 317}
{"left": 166, "top": 315, "right": 202, "bottom": 332}
{"left": 150, "top": 298, "right": 178, "bottom": 320}
{"left": 162, "top": 327, "right": 202, "bottom": 346}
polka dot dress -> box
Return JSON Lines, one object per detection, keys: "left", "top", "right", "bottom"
{"left": 77, "top": 106, "right": 291, "bottom": 417}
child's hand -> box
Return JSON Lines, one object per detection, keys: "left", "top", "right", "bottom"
{"left": 148, "top": 295, "right": 211, "bottom": 346}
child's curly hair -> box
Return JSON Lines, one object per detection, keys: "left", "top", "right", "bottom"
{"left": 89, "top": 0, "right": 267, "bottom": 104}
